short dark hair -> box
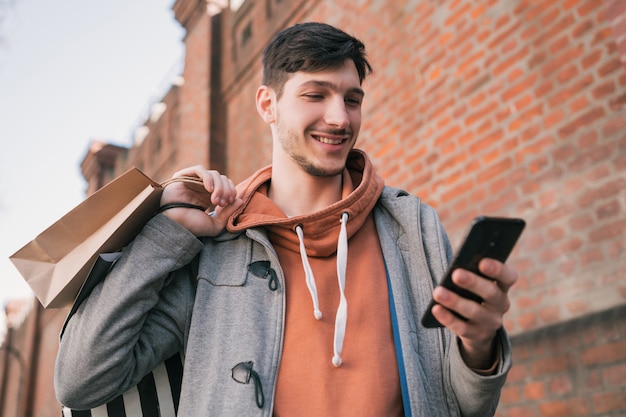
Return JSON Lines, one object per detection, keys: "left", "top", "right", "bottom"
{"left": 262, "top": 22, "right": 373, "bottom": 97}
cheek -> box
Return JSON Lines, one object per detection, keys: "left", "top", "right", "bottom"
{"left": 350, "top": 111, "right": 362, "bottom": 132}
{"left": 291, "top": 103, "right": 325, "bottom": 127}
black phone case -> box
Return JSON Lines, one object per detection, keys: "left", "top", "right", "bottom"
{"left": 421, "top": 216, "right": 526, "bottom": 328}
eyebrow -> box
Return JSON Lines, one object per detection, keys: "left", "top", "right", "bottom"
{"left": 299, "top": 80, "right": 365, "bottom": 97}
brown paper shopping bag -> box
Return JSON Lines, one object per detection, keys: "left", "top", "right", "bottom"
{"left": 9, "top": 168, "right": 203, "bottom": 309}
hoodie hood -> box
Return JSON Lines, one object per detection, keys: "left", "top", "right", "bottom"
{"left": 227, "top": 149, "right": 384, "bottom": 255}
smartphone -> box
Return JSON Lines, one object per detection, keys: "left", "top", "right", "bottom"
{"left": 421, "top": 216, "right": 526, "bottom": 328}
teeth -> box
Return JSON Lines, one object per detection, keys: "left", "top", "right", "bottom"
{"left": 316, "top": 136, "right": 343, "bottom": 145}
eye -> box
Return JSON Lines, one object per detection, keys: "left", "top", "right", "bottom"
{"left": 303, "top": 93, "right": 324, "bottom": 101}
{"left": 345, "top": 97, "right": 362, "bottom": 107}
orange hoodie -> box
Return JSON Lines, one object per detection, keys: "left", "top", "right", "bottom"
{"left": 228, "top": 150, "right": 403, "bottom": 416}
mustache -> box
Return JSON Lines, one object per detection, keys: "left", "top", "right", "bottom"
{"left": 309, "top": 128, "right": 352, "bottom": 136}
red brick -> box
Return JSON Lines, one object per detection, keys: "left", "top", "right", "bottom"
{"left": 592, "top": 79, "right": 616, "bottom": 99}
{"left": 580, "top": 247, "right": 604, "bottom": 266}
{"left": 545, "top": 14, "right": 576, "bottom": 45}
{"left": 609, "top": 92, "right": 626, "bottom": 110}
{"left": 441, "top": 178, "right": 475, "bottom": 203}
{"left": 566, "top": 300, "right": 589, "bottom": 315}
{"left": 596, "top": 200, "right": 620, "bottom": 219}
{"left": 602, "top": 116, "right": 626, "bottom": 137}
{"left": 557, "top": 107, "right": 606, "bottom": 138}
{"left": 581, "top": 339, "right": 626, "bottom": 365}
{"left": 604, "top": 363, "right": 626, "bottom": 386}
{"left": 539, "top": 306, "right": 561, "bottom": 324}
{"left": 535, "top": 79, "right": 555, "bottom": 99}
{"left": 578, "top": 178, "right": 626, "bottom": 206}
{"left": 548, "top": 375, "right": 573, "bottom": 396}
{"left": 587, "top": 368, "right": 603, "bottom": 389}
{"left": 598, "top": 58, "right": 623, "bottom": 77}
{"left": 444, "top": 2, "right": 472, "bottom": 28}
{"left": 538, "top": 398, "right": 590, "bottom": 417}
{"left": 578, "top": 0, "right": 603, "bottom": 16}
{"left": 577, "top": 129, "right": 599, "bottom": 148}
{"left": 518, "top": 312, "right": 539, "bottom": 330}
{"left": 582, "top": 48, "right": 603, "bottom": 69}
{"left": 589, "top": 217, "right": 626, "bottom": 243}
{"left": 593, "top": 390, "right": 626, "bottom": 414}
{"left": 570, "top": 142, "right": 615, "bottom": 171}
{"left": 539, "top": 5, "right": 560, "bottom": 27}
{"left": 524, "top": 381, "right": 546, "bottom": 400}
{"left": 548, "top": 35, "right": 570, "bottom": 55}
{"left": 517, "top": 295, "right": 542, "bottom": 310}
{"left": 569, "top": 95, "right": 590, "bottom": 113}
{"left": 572, "top": 18, "right": 593, "bottom": 38}
{"left": 492, "top": 46, "right": 530, "bottom": 76}
{"left": 541, "top": 45, "right": 585, "bottom": 78}
{"left": 520, "top": 22, "right": 539, "bottom": 41}
{"left": 501, "top": 384, "right": 522, "bottom": 404}
{"left": 502, "top": 73, "right": 539, "bottom": 102}
{"left": 544, "top": 109, "right": 565, "bottom": 129}
{"left": 592, "top": 27, "right": 615, "bottom": 46}
{"left": 476, "top": 157, "right": 513, "bottom": 182}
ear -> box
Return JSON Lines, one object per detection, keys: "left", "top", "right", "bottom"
{"left": 256, "top": 85, "right": 276, "bottom": 124}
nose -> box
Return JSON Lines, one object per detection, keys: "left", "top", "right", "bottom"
{"left": 324, "top": 97, "right": 350, "bottom": 128}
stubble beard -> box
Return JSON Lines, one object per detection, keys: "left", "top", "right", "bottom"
{"left": 276, "top": 120, "right": 346, "bottom": 178}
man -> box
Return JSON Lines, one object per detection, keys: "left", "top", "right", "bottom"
{"left": 56, "top": 22, "right": 516, "bottom": 416}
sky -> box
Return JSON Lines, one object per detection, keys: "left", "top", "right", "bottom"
{"left": 0, "top": 0, "right": 185, "bottom": 311}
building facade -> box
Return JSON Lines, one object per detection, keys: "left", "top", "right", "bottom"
{"left": 2, "top": 0, "right": 625, "bottom": 415}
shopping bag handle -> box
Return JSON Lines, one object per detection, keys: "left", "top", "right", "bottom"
{"left": 156, "top": 176, "right": 212, "bottom": 214}
{"left": 159, "top": 176, "right": 205, "bottom": 188}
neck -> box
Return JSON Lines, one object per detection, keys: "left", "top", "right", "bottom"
{"left": 269, "top": 167, "right": 344, "bottom": 217}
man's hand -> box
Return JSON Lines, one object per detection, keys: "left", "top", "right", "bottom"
{"left": 431, "top": 258, "right": 518, "bottom": 369}
{"left": 159, "top": 166, "right": 242, "bottom": 237}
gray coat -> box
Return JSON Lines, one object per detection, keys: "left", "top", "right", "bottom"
{"left": 55, "top": 186, "right": 511, "bottom": 416}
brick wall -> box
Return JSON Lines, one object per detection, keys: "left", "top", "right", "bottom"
{"left": 498, "top": 305, "right": 626, "bottom": 417}
{"left": 0, "top": 300, "right": 67, "bottom": 417}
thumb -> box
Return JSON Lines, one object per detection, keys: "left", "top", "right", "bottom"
{"left": 211, "top": 198, "right": 244, "bottom": 223}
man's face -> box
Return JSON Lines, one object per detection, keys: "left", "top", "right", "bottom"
{"left": 270, "top": 60, "right": 364, "bottom": 177}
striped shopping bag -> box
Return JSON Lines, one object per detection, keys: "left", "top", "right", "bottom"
{"left": 61, "top": 352, "right": 183, "bottom": 417}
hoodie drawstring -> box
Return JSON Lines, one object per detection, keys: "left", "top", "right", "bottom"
{"left": 296, "top": 224, "right": 323, "bottom": 320}
{"left": 295, "top": 212, "right": 350, "bottom": 367}
{"left": 333, "top": 212, "right": 349, "bottom": 367}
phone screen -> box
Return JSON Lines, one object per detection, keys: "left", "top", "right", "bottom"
{"left": 421, "top": 216, "right": 525, "bottom": 328}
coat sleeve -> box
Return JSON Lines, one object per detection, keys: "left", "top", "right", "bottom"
{"left": 54, "top": 214, "right": 203, "bottom": 409}
{"left": 447, "top": 328, "right": 512, "bottom": 417}
{"left": 428, "top": 210, "right": 513, "bottom": 417}
{"left": 417, "top": 199, "right": 512, "bottom": 416}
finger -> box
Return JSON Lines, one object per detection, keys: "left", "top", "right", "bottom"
{"left": 452, "top": 268, "right": 503, "bottom": 306}
{"left": 212, "top": 197, "right": 243, "bottom": 220}
{"left": 479, "top": 258, "right": 518, "bottom": 293}
{"left": 432, "top": 287, "right": 503, "bottom": 336}
{"left": 195, "top": 198, "right": 243, "bottom": 237}
{"left": 453, "top": 268, "right": 512, "bottom": 315}
{"left": 171, "top": 165, "right": 208, "bottom": 180}
{"left": 164, "top": 166, "right": 215, "bottom": 199}
{"left": 430, "top": 303, "right": 462, "bottom": 329}
{"left": 209, "top": 174, "right": 236, "bottom": 207}
{"left": 169, "top": 167, "right": 220, "bottom": 194}
{"left": 433, "top": 286, "right": 483, "bottom": 322}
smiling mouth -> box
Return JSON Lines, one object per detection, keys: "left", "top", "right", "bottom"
{"left": 312, "top": 134, "right": 348, "bottom": 145}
